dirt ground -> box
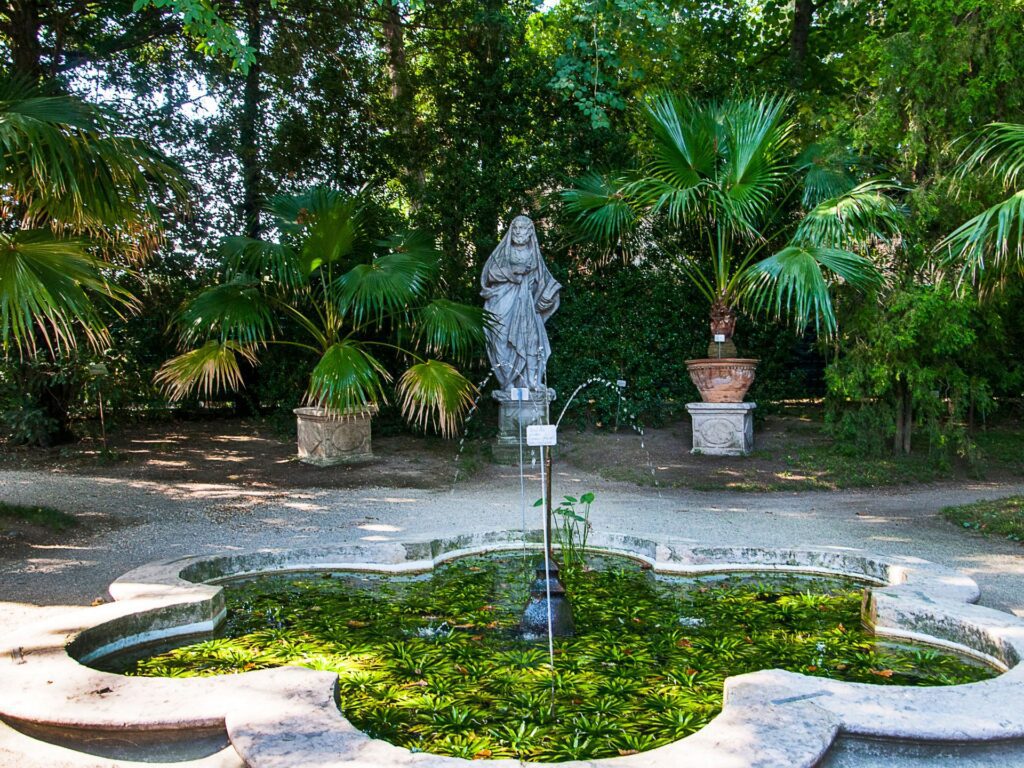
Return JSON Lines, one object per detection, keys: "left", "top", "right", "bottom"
{"left": 0, "top": 409, "right": 1019, "bottom": 493}
{"left": 1, "top": 409, "right": 1021, "bottom": 500}
{"left": 0, "top": 418, "right": 465, "bottom": 490}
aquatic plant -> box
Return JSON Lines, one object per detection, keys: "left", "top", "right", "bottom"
{"left": 124, "top": 554, "right": 994, "bottom": 761}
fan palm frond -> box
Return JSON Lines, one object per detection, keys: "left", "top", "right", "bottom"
{"left": 643, "top": 93, "right": 716, "bottom": 190}
{"left": 559, "top": 171, "right": 640, "bottom": 246}
{"left": 397, "top": 360, "right": 477, "bottom": 438}
{"left": 155, "top": 340, "right": 257, "bottom": 401}
{"left": 938, "top": 189, "right": 1024, "bottom": 287}
{"left": 0, "top": 230, "right": 135, "bottom": 355}
{"left": 334, "top": 248, "right": 436, "bottom": 326}
{"left": 306, "top": 341, "right": 391, "bottom": 413}
{"left": 719, "top": 94, "right": 794, "bottom": 235}
{"left": 412, "top": 299, "right": 489, "bottom": 363}
{"left": 220, "top": 236, "right": 303, "bottom": 288}
{"left": 297, "top": 196, "right": 362, "bottom": 276}
{"left": 0, "top": 78, "right": 187, "bottom": 254}
{"left": 175, "top": 279, "right": 274, "bottom": 346}
{"left": 267, "top": 185, "right": 349, "bottom": 225}
{"left": 743, "top": 245, "right": 882, "bottom": 334}
{"left": 795, "top": 180, "right": 906, "bottom": 249}
{"left": 954, "top": 122, "right": 1024, "bottom": 188}
{"left": 797, "top": 141, "right": 865, "bottom": 207}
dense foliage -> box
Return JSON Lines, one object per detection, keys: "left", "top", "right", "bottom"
{"left": 123, "top": 554, "right": 993, "bottom": 761}
{"left": 1, "top": 0, "right": 1023, "bottom": 449}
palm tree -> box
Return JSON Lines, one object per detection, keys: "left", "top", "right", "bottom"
{"left": 155, "top": 188, "right": 487, "bottom": 437}
{"left": 939, "top": 122, "right": 1024, "bottom": 290}
{"left": 0, "top": 77, "right": 187, "bottom": 356}
{"left": 561, "top": 94, "right": 903, "bottom": 347}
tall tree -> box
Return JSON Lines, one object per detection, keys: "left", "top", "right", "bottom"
{"left": 788, "top": 0, "right": 815, "bottom": 87}
{"left": 239, "top": 0, "right": 265, "bottom": 238}
{"left": 3, "top": 1, "right": 44, "bottom": 79}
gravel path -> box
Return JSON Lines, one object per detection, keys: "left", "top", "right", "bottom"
{"left": 2, "top": 467, "right": 1023, "bottom": 629}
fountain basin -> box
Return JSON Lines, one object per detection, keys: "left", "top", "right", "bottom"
{"left": 2, "top": 532, "right": 1024, "bottom": 768}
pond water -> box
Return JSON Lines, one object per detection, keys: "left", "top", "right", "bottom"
{"left": 98, "top": 552, "right": 996, "bottom": 761}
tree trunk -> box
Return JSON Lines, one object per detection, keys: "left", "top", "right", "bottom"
{"left": 381, "top": 0, "right": 423, "bottom": 209}
{"left": 39, "top": 380, "right": 77, "bottom": 447}
{"left": 473, "top": 0, "right": 505, "bottom": 263}
{"left": 233, "top": 0, "right": 265, "bottom": 416}
{"left": 6, "top": 0, "right": 46, "bottom": 81}
{"left": 708, "top": 301, "right": 738, "bottom": 357}
{"left": 788, "top": 0, "right": 815, "bottom": 88}
{"left": 239, "top": 0, "right": 265, "bottom": 240}
{"left": 901, "top": 384, "right": 913, "bottom": 454}
{"left": 893, "top": 376, "right": 913, "bottom": 455}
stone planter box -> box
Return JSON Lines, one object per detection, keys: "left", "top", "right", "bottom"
{"left": 686, "top": 358, "right": 758, "bottom": 403}
{"left": 293, "top": 405, "right": 377, "bottom": 465}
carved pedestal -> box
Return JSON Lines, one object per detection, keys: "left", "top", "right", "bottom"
{"left": 686, "top": 402, "right": 756, "bottom": 457}
{"left": 294, "top": 406, "right": 376, "bottom": 466}
{"left": 491, "top": 388, "right": 556, "bottom": 464}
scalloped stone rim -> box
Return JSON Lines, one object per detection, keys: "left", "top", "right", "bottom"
{"left": 2, "top": 530, "right": 1023, "bottom": 768}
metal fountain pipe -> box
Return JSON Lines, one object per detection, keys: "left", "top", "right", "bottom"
{"left": 544, "top": 444, "right": 554, "bottom": 563}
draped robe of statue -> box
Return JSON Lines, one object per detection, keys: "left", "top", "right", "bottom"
{"left": 480, "top": 216, "right": 561, "bottom": 390}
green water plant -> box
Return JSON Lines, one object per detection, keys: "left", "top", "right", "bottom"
{"left": 535, "top": 492, "right": 596, "bottom": 570}
{"left": 121, "top": 554, "right": 993, "bottom": 761}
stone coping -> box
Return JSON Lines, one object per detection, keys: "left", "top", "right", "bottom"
{"left": 1, "top": 531, "right": 1023, "bottom": 768}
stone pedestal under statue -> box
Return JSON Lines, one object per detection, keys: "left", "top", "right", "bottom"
{"left": 491, "top": 388, "right": 556, "bottom": 464}
{"left": 686, "top": 402, "right": 756, "bottom": 456}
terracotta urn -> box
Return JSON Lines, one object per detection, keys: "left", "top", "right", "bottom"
{"left": 685, "top": 358, "right": 758, "bottom": 403}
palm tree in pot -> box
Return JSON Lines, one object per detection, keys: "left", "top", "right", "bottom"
{"left": 561, "top": 94, "right": 903, "bottom": 402}
{"left": 156, "top": 187, "right": 487, "bottom": 463}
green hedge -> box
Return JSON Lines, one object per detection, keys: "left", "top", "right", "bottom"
{"left": 546, "top": 262, "right": 815, "bottom": 429}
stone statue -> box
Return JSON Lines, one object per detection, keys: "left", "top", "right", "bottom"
{"left": 480, "top": 215, "right": 561, "bottom": 390}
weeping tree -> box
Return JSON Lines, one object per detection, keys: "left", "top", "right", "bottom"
{"left": 156, "top": 187, "right": 487, "bottom": 436}
{"left": 0, "top": 77, "right": 186, "bottom": 442}
{"left": 940, "top": 122, "right": 1024, "bottom": 291}
{"left": 561, "top": 94, "right": 905, "bottom": 351}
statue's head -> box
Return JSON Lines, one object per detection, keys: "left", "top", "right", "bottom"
{"left": 509, "top": 215, "right": 534, "bottom": 248}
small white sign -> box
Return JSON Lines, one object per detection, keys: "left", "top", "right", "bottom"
{"left": 526, "top": 424, "right": 557, "bottom": 446}
{"left": 510, "top": 387, "right": 531, "bottom": 401}
{"left": 616, "top": 379, "right": 627, "bottom": 389}
{"left": 713, "top": 333, "right": 726, "bottom": 343}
